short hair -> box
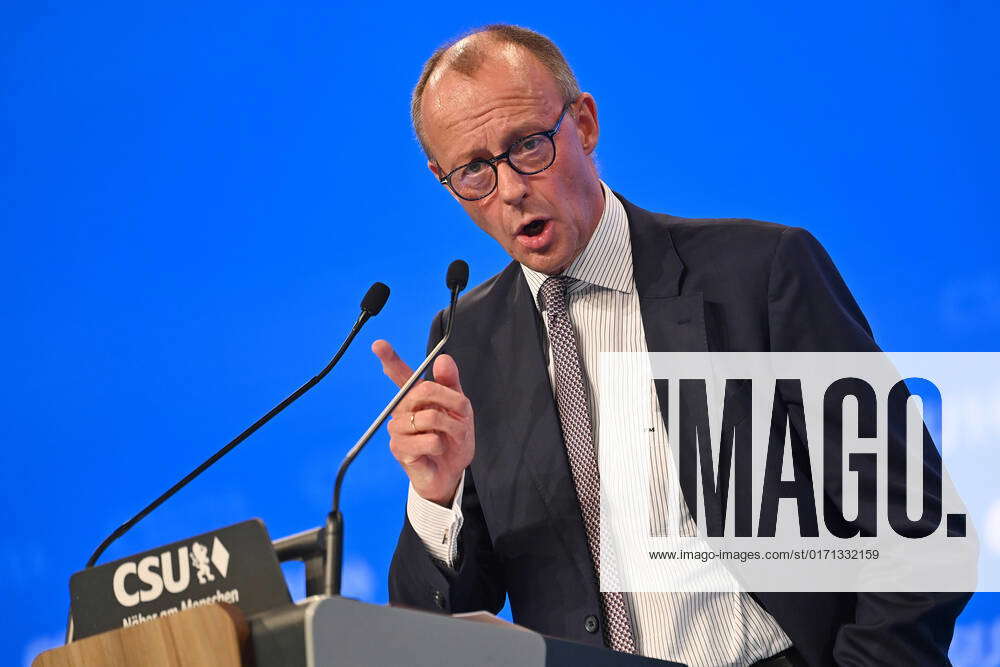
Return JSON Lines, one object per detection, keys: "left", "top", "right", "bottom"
{"left": 411, "top": 24, "right": 581, "bottom": 156}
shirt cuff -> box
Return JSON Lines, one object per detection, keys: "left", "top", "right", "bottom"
{"left": 406, "top": 473, "right": 465, "bottom": 567}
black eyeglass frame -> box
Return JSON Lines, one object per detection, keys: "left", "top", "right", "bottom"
{"left": 437, "top": 102, "right": 573, "bottom": 201}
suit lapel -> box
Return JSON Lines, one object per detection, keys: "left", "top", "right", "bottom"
{"left": 621, "top": 194, "right": 709, "bottom": 375}
{"left": 484, "top": 269, "right": 597, "bottom": 584}
{"left": 622, "top": 196, "right": 727, "bottom": 534}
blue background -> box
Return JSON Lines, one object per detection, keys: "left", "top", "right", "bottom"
{"left": 3, "top": 2, "right": 998, "bottom": 664}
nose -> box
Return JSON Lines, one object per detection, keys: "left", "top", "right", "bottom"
{"left": 495, "top": 160, "right": 528, "bottom": 207}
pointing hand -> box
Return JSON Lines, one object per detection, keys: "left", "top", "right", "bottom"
{"left": 372, "top": 340, "right": 474, "bottom": 506}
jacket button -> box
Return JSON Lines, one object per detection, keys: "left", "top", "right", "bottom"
{"left": 432, "top": 590, "right": 446, "bottom": 609}
{"left": 584, "top": 614, "right": 600, "bottom": 634}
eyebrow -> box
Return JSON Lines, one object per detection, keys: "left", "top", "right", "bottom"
{"left": 450, "top": 119, "right": 552, "bottom": 168}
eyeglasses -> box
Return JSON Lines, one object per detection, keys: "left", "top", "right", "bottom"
{"left": 438, "top": 103, "right": 572, "bottom": 201}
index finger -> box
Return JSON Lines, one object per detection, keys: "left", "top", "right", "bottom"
{"left": 372, "top": 339, "right": 417, "bottom": 389}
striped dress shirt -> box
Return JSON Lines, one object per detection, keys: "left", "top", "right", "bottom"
{"left": 407, "top": 181, "right": 792, "bottom": 666}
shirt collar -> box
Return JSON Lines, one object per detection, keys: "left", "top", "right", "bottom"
{"left": 520, "top": 181, "right": 634, "bottom": 310}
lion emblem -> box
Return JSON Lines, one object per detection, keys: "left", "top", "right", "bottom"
{"left": 190, "top": 541, "right": 215, "bottom": 584}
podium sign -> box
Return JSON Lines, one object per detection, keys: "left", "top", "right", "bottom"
{"left": 70, "top": 519, "right": 290, "bottom": 640}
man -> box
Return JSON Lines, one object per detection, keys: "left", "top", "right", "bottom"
{"left": 373, "top": 25, "right": 968, "bottom": 666}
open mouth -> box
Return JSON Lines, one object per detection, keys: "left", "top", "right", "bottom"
{"left": 520, "top": 219, "right": 548, "bottom": 237}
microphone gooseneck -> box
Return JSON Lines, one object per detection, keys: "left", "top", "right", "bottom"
{"left": 324, "top": 262, "right": 468, "bottom": 596}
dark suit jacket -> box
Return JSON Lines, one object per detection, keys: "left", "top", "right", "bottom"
{"left": 389, "top": 194, "right": 969, "bottom": 666}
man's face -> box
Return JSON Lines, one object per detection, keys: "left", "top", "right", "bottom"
{"left": 420, "top": 42, "right": 603, "bottom": 276}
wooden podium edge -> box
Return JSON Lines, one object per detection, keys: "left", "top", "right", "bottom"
{"left": 33, "top": 603, "right": 251, "bottom": 667}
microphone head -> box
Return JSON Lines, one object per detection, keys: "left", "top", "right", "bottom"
{"left": 361, "top": 282, "right": 390, "bottom": 316}
{"left": 446, "top": 260, "right": 469, "bottom": 292}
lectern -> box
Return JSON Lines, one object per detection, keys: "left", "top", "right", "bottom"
{"left": 35, "top": 596, "right": 681, "bottom": 666}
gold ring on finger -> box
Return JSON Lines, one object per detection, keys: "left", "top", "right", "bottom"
{"left": 409, "top": 412, "right": 418, "bottom": 434}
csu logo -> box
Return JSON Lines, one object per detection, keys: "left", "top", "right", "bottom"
{"left": 112, "top": 537, "right": 230, "bottom": 607}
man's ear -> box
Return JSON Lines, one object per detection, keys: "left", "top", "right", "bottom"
{"left": 575, "top": 93, "right": 600, "bottom": 155}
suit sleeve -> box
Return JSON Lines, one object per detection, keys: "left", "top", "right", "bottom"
{"left": 767, "top": 227, "right": 970, "bottom": 665}
{"left": 387, "top": 308, "right": 507, "bottom": 615}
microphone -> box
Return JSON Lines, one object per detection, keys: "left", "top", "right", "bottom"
{"left": 82, "top": 281, "right": 390, "bottom": 569}
{"left": 323, "top": 260, "right": 469, "bottom": 596}
{"left": 360, "top": 282, "right": 390, "bottom": 316}
{"left": 446, "top": 259, "right": 469, "bottom": 292}
{"left": 65, "top": 282, "right": 388, "bottom": 643}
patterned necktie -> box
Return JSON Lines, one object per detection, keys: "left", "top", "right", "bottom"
{"left": 539, "top": 276, "right": 637, "bottom": 654}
